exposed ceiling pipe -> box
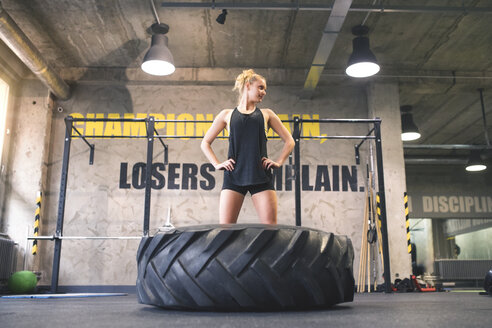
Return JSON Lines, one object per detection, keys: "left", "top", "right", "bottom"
{"left": 403, "top": 144, "right": 492, "bottom": 150}
{"left": 160, "top": 2, "right": 492, "bottom": 14}
{"left": 321, "top": 71, "right": 492, "bottom": 80}
{"left": 403, "top": 145, "right": 492, "bottom": 165}
{"left": 404, "top": 157, "right": 467, "bottom": 165}
{"left": 0, "top": 2, "right": 70, "bottom": 100}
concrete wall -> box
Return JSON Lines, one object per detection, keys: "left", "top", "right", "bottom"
{"left": 1, "top": 80, "right": 52, "bottom": 272}
{"left": 1, "top": 75, "right": 412, "bottom": 286}
{"left": 367, "top": 82, "right": 412, "bottom": 280}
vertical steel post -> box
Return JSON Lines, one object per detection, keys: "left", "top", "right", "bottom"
{"left": 51, "top": 117, "right": 73, "bottom": 293}
{"left": 293, "top": 117, "right": 301, "bottom": 226}
{"left": 143, "top": 117, "right": 155, "bottom": 236}
{"left": 374, "top": 119, "right": 392, "bottom": 293}
{"left": 478, "top": 88, "right": 490, "bottom": 146}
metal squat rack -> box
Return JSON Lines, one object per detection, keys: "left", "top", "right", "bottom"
{"left": 30, "top": 115, "right": 391, "bottom": 294}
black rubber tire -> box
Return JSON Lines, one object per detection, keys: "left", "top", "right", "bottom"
{"left": 136, "top": 224, "right": 354, "bottom": 311}
{"left": 484, "top": 266, "right": 492, "bottom": 295}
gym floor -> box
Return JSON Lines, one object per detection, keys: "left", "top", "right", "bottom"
{"left": 1, "top": 291, "right": 489, "bottom": 327}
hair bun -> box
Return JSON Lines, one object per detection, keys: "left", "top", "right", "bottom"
{"left": 233, "top": 69, "right": 264, "bottom": 93}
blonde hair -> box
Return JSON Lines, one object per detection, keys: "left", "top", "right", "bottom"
{"left": 233, "top": 69, "right": 266, "bottom": 95}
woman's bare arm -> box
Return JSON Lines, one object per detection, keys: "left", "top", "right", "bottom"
{"left": 262, "top": 108, "right": 295, "bottom": 169}
{"left": 201, "top": 109, "right": 235, "bottom": 171}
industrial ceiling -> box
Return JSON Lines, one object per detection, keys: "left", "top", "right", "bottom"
{"left": 0, "top": 0, "right": 491, "bottom": 165}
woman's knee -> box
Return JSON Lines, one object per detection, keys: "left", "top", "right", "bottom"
{"left": 252, "top": 190, "right": 278, "bottom": 224}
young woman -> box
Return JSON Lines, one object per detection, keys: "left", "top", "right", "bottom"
{"left": 201, "top": 69, "right": 295, "bottom": 224}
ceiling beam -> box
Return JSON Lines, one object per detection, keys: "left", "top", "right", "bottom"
{"left": 300, "top": 0, "right": 352, "bottom": 99}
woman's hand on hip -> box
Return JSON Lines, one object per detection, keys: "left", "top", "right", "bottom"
{"left": 262, "top": 157, "right": 280, "bottom": 170}
{"left": 216, "top": 159, "right": 235, "bottom": 171}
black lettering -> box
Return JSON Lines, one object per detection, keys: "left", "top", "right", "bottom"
{"left": 302, "top": 165, "right": 313, "bottom": 191}
{"left": 119, "top": 162, "right": 131, "bottom": 189}
{"left": 342, "top": 165, "right": 357, "bottom": 192}
{"left": 285, "top": 165, "right": 295, "bottom": 191}
{"left": 314, "top": 165, "right": 331, "bottom": 191}
{"left": 132, "top": 162, "right": 146, "bottom": 189}
{"left": 272, "top": 166, "right": 283, "bottom": 191}
{"left": 182, "top": 163, "right": 198, "bottom": 190}
{"left": 332, "top": 165, "right": 340, "bottom": 191}
{"left": 168, "top": 163, "right": 180, "bottom": 189}
{"left": 200, "top": 164, "right": 215, "bottom": 190}
{"left": 152, "top": 163, "right": 166, "bottom": 189}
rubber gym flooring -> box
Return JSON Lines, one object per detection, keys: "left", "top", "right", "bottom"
{"left": 1, "top": 291, "right": 490, "bottom": 327}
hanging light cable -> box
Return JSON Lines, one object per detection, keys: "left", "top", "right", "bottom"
{"left": 465, "top": 89, "right": 490, "bottom": 172}
{"left": 141, "top": 0, "right": 175, "bottom": 76}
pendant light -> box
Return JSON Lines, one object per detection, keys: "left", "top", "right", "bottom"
{"left": 400, "top": 105, "right": 421, "bottom": 141}
{"left": 346, "top": 25, "right": 380, "bottom": 78}
{"left": 465, "top": 150, "right": 487, "bottom": 172}
{"left": 141, "top": 23, "right": 175, "bottom": 76}
{"left": 465, "top": 89, "right": 489, "bottom": 172}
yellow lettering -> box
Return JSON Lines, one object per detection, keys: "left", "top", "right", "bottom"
{"left": 268, "top": 114, "right": 291, "bottom": 138}
{"left": 177, "top": 113, "right": 194, "bottom": 139}
{"left": 152, "top": 113, "right": 166, "bottom": 131}
{"left": 302, "top": 114, "right": 320, "bottom": 139}
{"left": 65, "top": 112, "right": 331, "bottom": 142}
{"left": 85, "top": 113, "right": 105, "bottom": 138}
{"left": 123, "top": 113, "right": 147, "bottom": 137}
{"left": 166, "top": 114, "right": 175, "bottom": 136}
{"left": 104, "top": 113, "right": 122, "bottom": 138}
{"left": 196, "top": 114, "right": 214, "bottom": 137}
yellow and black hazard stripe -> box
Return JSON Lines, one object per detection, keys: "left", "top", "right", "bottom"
{"left": 32, "top": 192, "right": 41, "bottom": 255}
{"left": 404, "top": 192, "right": 411, "bottom": 254}
{"left": 376, "top": 193, "right": 381, "bottom": 228}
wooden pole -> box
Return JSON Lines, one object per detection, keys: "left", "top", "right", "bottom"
{"left": 357, "top": 189, "right": 369, "bottom": 292}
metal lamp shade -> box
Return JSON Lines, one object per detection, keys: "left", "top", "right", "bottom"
{"left": 346, "top": 36, "right": 380, "bottom": 78}
{"left": 401, "top": 113, "right": 421, "bottom": 141}
{"left": 466, "top": 150, "right": 487, "bottom": 172}
{"left": 141, "top": 34, "right": 175, "bottom": 76}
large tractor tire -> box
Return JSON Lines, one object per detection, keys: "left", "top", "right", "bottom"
{"left": 484, "top": 266, "right": 492, "bottom": 295}
{"left": 136, "top": 224, "right": 354, "bottom": 311}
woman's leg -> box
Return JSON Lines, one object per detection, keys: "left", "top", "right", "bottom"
{"left": 251, "top": 190, "right": 277, "bottom": 224}
{"left": 219, "top": 189, "right": 245, "bottom": 224}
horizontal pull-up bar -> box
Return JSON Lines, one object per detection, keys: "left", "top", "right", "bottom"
{"left": 69, "top": 117, "right": 148, "bottom": 122}
{"left": 305, "top": 136, "right": 376, "bottom": 140}
{"left": 67, "top": 134, "right": 376, "bottom": 140}
{"left": 67, "top": 117, "right": 382, "bottom": 124}
{"left": 295, "top": 118, "right": 381, "bottom": 124}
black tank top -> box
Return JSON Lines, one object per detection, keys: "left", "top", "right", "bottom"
{"left": 225, "top": 107, "right": 270, "bottom": 186}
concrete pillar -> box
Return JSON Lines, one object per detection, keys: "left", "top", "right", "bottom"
{"left": 366, "top": 81, "right": 412, "bottom": 281}
{"left": 3, "top": 80, "right": 52, "bottom": 272}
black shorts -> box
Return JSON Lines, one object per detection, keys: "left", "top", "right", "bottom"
{"left": 222, "top": 174, "right": 274, "bottom": 196}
